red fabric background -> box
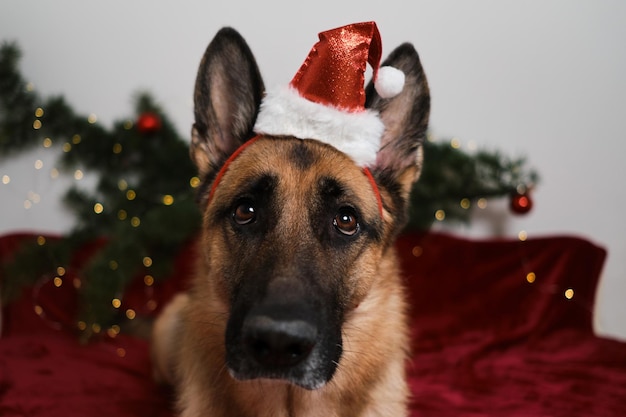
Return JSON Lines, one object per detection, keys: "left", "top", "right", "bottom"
{"left": 1, "top": 231, "right": 625, "bottom": 416}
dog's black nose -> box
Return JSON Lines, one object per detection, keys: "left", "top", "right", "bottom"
{"left": 242, "top": 315, "right": 317, "bottom": 368}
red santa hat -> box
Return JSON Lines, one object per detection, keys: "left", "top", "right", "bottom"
{"left": 254, "top": 21, "right": 405, "bottom": 167}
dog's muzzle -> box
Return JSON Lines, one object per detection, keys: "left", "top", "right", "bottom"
{"left": 225, "top": 303, "right": 342, "bottom": 390}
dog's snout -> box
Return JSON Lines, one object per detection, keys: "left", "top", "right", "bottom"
{"left": 243, "top": 315, "right": 317, "bottom": 368}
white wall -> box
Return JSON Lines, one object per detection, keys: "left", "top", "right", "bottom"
{"left": 1, "top": 1, "right": 624, "bottom": 340}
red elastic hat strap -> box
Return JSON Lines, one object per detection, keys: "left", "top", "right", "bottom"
{"left": 363, "top": 167, "right": 384, "bottom": 217}
{"left": 207, "top": 135, "right": 260, "bottom": 204}
{"left": 207, "top": 135, "right": 383, "bottom": 217}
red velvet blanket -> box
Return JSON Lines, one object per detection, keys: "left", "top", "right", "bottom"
{"left": 1, "top": 232, "right": 625, "bottom": 416}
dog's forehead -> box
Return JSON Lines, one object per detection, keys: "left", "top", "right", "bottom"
{"left": 214, "top": 137, "right": 379, "bottom": 213}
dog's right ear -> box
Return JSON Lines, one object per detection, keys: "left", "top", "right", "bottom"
{"left": 191, "top": 27, "right": 265, "bottom": 178}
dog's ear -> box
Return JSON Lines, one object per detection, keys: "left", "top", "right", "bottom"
{"left": 365, "top": 43, "right": 430, "bottom": 222}
{"left": 191, "top": 27, "right": 265, "bottom": 178}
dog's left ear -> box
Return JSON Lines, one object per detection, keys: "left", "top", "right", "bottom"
{"left": 191, "top": 27, "right": 265, "bottom": 179}
{"left": 365, "top": 43, "right": 430, "bottom": 223}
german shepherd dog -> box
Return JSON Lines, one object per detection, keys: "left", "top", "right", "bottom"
{"left": 152, "top": 24, "right": 430, "bottom": 417}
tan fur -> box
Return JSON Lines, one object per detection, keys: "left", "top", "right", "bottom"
{"left": 152, "top": 139, "right": 411, "bottom": 416}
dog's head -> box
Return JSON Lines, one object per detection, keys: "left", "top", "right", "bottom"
{"left": 190, "top": 25, "right": 429, "bottom": 390}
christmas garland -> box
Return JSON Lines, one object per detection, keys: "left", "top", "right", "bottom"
{"left": 0, "top": 42, "right": 538, "bottom": 340}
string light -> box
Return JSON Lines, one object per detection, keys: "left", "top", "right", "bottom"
{"left": 162, "top": 194, "right": 174, "bottom": 205}
{"left": 111, "top": 298, "right": 122, "bottom": 308}
{"left": 87, "top": 114, "right": 98, "bottom": 124}
{"left": 112, "top": 143, "right": 122, "bottom": 154}
{"left": 62, "top": 142, "right": 72, "bottom": 152}
{"left": 142, "top": 256, "right": 153, "bottom": 267}
{"left": 125, "top": 309, "right": 136, "bottom": 320}
{"left": 34, "top": 107, "right": 44, "bottom": 117}
{"left": 72, "top": 134, "right": 81, "bottom": 144}
{"left": 130, "top": 216, "right": 141, "bottom": 227}
{"left": 126, "top": 189, "right": 136, "bottom": 200}
{"left": 477, "top": 198, "right": 488, "bottom": 209}
{"left": 42, "top": 137, "right": 52, "bottom": 147}
{"left": 450, "top": 137, "right": 461, "bottom": 149}
{"left": 435, "top": 209, "right": 446, "bottom": 221}
{"left": 34, "top": 159, "right": 43, "bottom": 170}
{"left": 460, "top": 198, "right": 471, "bottom": 209}
{"left": 518, "top": 230, "right": 528, "bottom": 241}
{"left": 74, "top": 169, "right": 84, "bottom": 180}
{"left": 33, "top": 120, "right": 42, "bottom": 129}
{"left": 526, "top": 272, "right": 536, "bottom": 283}
{"left": 143, "top": 274, "right": 154, "bottom": 286}
{"left": 109, "top": 260, "right": 119, "bottom": 270}
{"left": 93, "top": 203, "right": 104, "bottom": 214}
{"left": 564, "top": 288, "right": 575, "bottom": 300}
{"left": 190, "top": 176, "right": 200, "bottom": 188}
{"left": 2, "top": 175, "right": 9, "bottom": 184}
{"left": 118, "top": 179, "right": 128, "bottom": 191}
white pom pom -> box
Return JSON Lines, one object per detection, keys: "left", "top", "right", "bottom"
{"left": 375, "top": 66, "right": 405, "bottom": 98}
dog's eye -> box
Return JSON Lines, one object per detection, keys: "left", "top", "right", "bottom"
{"left": 233, "top": 201, "right": 256, "bottom": 225}
{"left": 333, "top": 208, "right": 359, "bottom": 236}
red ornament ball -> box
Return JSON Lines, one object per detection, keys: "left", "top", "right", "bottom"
{"left": 136, "top": 112, "right": 162, "bottom": 134}
{"left": 510, "top": 192, "right": 533, "bottom": 215}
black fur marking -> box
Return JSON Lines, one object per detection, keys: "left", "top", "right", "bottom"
{"left": 289, "top": 141, "right": 317, "bottom": 171}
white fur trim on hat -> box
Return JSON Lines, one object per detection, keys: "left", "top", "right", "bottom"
{"left": 253, "top": 86, "right": 383, "bottom": 166}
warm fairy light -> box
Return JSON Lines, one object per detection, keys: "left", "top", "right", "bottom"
{"left": 126, "top": 309, "right": 136, "bottom": 320}
{"left": 72, "top": 134, "right": 82, "bottom": 144}
{"left": 147, "top": 300, "right": 158, "bottom": 311}
{"left": 112, "top": 143, "right": 122, "bottom": 154}
{"left": 50, "top": 168, "right": 59, "bottom": 179}
{"left": 111, "top": 298, "right": 122, "bottom": 308}
{"left": 460, "top": 198, "right": 471, "bottom": 209}
{"left": 77, "top": 321, "right": 87, "bottom": 330}
{"left": 450, "top": 137, "right": 461, "bottom": 149}
{"left": 93, "top": 203, "right": 104, "bottom": 214}
{"left": 117, "top": 209, "right": 127, "bottom": 220}
{"left": 126, "top": 189, "right": 136, "bottom": 200}
{"left": 53, "top": 277, "right": 63, "bottom": 287}
{"left": 412, "top": 246, "right": 423, "bottom": 257}
{"left": 143, "top": 256, "right": 153, "bottom": 267}
{"left": 43, "top": 137, "right": 52, "bottom": 147}
{"left": 62, "top": 142, "right": 72, "bottom": 152}
{"left": 118, "top": 179, "right": 128, "bottom": 191}
{"left": 34, "top": 159, "right": 44, "bottom": 170}
{"left": 518, "top": 230, "right": 528, "bottom": 241}
{"left": 526, "top": 272, "right": 536, "bottom": 283}
{"left": 124, "top": 120, "right": 133, "bottom": 130}
{"left": 435, "top": 209, "right": 446, "bottom": 221}
{"left": 34, "top": 305, "right": 44, "bottom": 316}
{"left": 116, "top": 348, "right": 126, "bottom": 357}
{"left": 144, "top": 274, "right": 154, "bottom": 286}
{"left": 37, "top": 235, "right": 46, "bottom": 245}
{"left": 109, "top": 260, "right": 119, "bottom": 270}
{"left": 467, "top": 140, "right": 477, "bottom": 151}
{"left": 28, "top": 191, "right": 41, "bottom": 204}
{"left": 1, "top": 175, "right": 9, "bottom": 184}
{"left": 33, "top": 120, "right": 42, "bottom": 129}
{"left": 162, "top": 194, "right": 174, "bottom": 205}
{"left": 477, "top": 198, "right": 488, "bottom": 209}
{"left": 190, "top": 176, "right": 200, "bottom": 188}
{"left": 92, "top": 323, "right": 101, "bottom": 334}
{"left": 130, "top": 216, "right": 141, "bottom": 227}
{"left": 87, "top": 114, "right": 98, "bottom": 124}
{"left": 73, "top": 278, "right": 81, "bottom": 289}
{"left": 57, "top": 266, "right": 66, "bottom": 276}
{"left": 35, "top": 107, "right": 44, "bottom": 117}
{"left": 74, "top": 169, "right": 84, "bottom": 180}
{"left": 26, "top": 82, "right": 35, "bottom": 92}
{"left": 107, "top": 327, "right": 120, "bottom": 338}
{"left": 565, "top": 288, "right": 575, "bottom": 300}
{"left": 24, "top": 200, "right": 32, "bottom": 209}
